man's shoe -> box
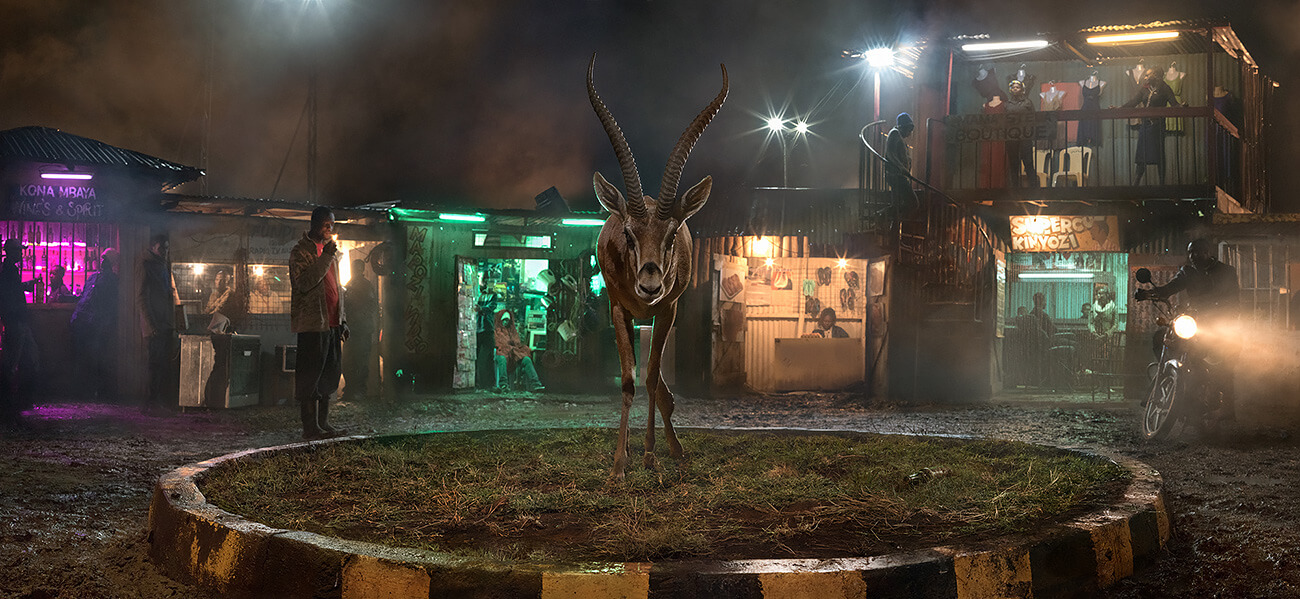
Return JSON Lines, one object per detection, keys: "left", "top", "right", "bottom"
{"left": 532, "top": 385, "right": 546, "bottom": 393}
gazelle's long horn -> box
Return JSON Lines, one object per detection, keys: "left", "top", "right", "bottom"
{"left": 587, "top": 54, "right": 646, "bottom": 218}
{"left": 657, "top": 64, "right": 728, "bottom": 220}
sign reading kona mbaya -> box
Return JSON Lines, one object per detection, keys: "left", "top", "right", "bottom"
{"left": 1009, "top": 215, "right": 1119, "bottom": 252}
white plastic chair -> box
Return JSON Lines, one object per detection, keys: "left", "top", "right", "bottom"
{"left": 1034, "top": 149, "right": 1054, "bottom": 187}
{"left": 1052, "top": 147, "right": 1092, "bottom": 187}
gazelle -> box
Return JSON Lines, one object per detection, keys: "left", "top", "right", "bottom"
{"left": 587, "top": 55, "right": 728, "bottom": 478}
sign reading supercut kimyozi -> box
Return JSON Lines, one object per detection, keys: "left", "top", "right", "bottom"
{"left": 1009, "top": 215, "right": 1119, "bottom": 252}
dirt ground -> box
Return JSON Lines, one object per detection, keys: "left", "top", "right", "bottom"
{"left": 1, "top": 392, "right": 1299, "bottom": 598}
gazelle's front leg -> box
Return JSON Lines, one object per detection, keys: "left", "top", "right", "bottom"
{"left": 611, "top": 304, "right": 637, "bottom": 479}
{"left": 644, "top": 304, "right": 682, "bottom": 468}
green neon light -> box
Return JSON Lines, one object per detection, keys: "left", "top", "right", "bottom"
{"left": 438, "top": 213, "right": 487, "bottom": 223}
{"left": 561, "top": 218, "right": 606, "bottom": 227}
{"left": 389, "top": 208, "right": 439, "bottom": 223}
{"left": 389, "top": 208, "right": 487, "bottom": 223}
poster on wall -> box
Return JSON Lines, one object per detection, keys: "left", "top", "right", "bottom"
{"left": 1009, "top": 215, "right": 1119, "bottom": 252}
{"left": 718, "top": 260, "right": 745, "bottom": 304}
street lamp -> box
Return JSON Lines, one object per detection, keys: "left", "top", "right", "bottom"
{"left": 863, "top": 47, "right": 894, "bottom": 123}
{"left": 763, "top": 115, "right": 812, "bottom": 188}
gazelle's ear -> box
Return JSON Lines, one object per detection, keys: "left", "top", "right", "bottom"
{"left": 593, "top": 172, "right": 627, "bottom": 218}
{"left": 677, "top": 176, "right": 712, "bottom": 222}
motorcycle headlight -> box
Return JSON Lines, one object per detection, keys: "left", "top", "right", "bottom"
{"left": 1172, "top": 314, "right": 1198, "bottom": 339}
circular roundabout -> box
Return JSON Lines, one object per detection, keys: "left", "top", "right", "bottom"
{"left": 148, "top": 428, "right": 1169, "bottom": 598}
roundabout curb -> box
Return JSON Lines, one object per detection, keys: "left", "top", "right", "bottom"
{"left": 148, "top": 431, "right": 1170, "bottom": 598}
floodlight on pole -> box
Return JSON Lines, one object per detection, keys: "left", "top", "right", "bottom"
{"left": 766, "top": 116, "right": 785, "bottom": 132}
{"left": 864, "top": 47, "right": 895, "bottom": 69}
{"left": 793, "top": 121, "right": 810, "bottom": 135}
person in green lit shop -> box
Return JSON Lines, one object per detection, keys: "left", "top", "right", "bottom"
{"left": 493, "top": 309, "right": 544, "bottom": 393}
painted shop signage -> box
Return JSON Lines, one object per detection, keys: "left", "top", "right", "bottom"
{"left": 945, "top": 112, "right": 1057, "bottom": 143}
{"left": 9, "top": 183, "right": 109, "bottom": 220}
{"left": 1009, "top": 215, "right": 1119, "bottom": 252}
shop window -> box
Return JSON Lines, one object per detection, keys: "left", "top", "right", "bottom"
{"left": 173, "top": 262, "right": 236, "bottom": 319}
{"left": 249, "top": 264, "right": 291, "bottom": 314}
{"left": 0, "top": 220, "right": 119, "bottom": 304}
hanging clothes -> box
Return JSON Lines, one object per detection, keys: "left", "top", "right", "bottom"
{"left": 1078, "top": 83, "right": 1104, "bottom": 147}
{"left": 978, "top": 99, "right": 1008, "bottom": 188}
{"left": 1040, "top": 81, "right": 1081, "bottom": 148}
{"left": 1165, "top": 74, "right": 1186, "bottom": 133}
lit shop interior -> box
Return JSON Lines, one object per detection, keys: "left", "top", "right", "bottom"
{"left": 1002, "top": 250, "right": 1129, "bottom": 396}
{"left": 453, "top": 233, "right": 606, "bottom": 391}
{"left": 0, "top": 220, "right": 119, "bottom": 302}
{"left": 0, "top": 220, "right": 121, "bottom": 399}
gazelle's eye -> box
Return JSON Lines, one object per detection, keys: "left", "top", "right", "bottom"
{"left": 624, "top": 229, "right": 636, "bottom": 249}
{"left": 665, "top": 234, "right": 675, "bottom": 253}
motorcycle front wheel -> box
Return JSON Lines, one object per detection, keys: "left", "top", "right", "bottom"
{"left": 1142, "top": 365, "right": 1182, "bottom": 441}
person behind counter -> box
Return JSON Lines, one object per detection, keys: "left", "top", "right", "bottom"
{"left": 810, "top": 308, "right": 849, "bottom": 338}
{"left": 205, "top": 269, "right": 234, "bottom": 334}
{"left": 47, "top": 265, "right": 75, "bottom": 302}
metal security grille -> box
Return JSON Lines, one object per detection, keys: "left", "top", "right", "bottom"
{"left": 1221, "top": 242, "right": 1289, "bottom": 328}
{"left": 0, "top": 220, "right": 119, "bottom": 302}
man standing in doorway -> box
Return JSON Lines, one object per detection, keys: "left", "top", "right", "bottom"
{"left": 139, "top": 234, "right": 180, "bottom": 415}
{"left": 343, "top": 258, "right": 377, "bottom": 401}
{"left": 290, "top": 206, "right": 348, "bottom": 439}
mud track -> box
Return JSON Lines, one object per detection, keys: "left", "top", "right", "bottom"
{"left": 1, "top": 393, "right": 1297, "bottom": 598}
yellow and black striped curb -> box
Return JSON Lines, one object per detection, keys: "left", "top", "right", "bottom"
{"left": 149, "top": 432, "right": 1169, "bottom": 599}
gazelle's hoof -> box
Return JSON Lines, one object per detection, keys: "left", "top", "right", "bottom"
{"left": 643, "top": 451, "right": 658, "bottom": 470}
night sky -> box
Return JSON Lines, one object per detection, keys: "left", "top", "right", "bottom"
{"left": 2, "top": 0, "right": 1297, "bottom": 211}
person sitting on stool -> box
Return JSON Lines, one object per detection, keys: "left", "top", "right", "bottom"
{"left": 493, "top": 309, "right": 543, "bottom": 392}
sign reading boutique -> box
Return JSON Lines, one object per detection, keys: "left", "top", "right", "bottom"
{"left": 9, "top": 182, "right": 109, "bottom": 220}
{"left": 1009, "top": 215, "right": 1119, "bottom": 252}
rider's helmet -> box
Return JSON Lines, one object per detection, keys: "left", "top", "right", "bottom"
{"left": 1188, "top": 239, "right": 1215, "bottom": 271}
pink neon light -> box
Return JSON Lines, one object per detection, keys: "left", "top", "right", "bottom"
{"left": 41, "top": 173, "right": 93, "bottom": 180}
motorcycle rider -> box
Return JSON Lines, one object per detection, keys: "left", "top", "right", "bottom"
{"left": 1135, "top": 238, "right": 1240, "bottom": 420}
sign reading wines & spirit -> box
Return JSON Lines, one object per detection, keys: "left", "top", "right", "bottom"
{"left": 1009, "top": 215, "right": 1119, "bottom": 252}
{"left": 9, "top": 183, "right": 109, "bottom": 220}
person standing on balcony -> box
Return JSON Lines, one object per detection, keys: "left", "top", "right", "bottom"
{"left": 1004, "top": 80, "right": 1039, "bottom": 188}
{"left": 1122, "top": 68, "right": 1180, "bottom": 186}
{"left": 884, "top": 112, "right": 917, "bottom": 216}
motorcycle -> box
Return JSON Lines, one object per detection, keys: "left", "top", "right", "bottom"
{"left": 1133, "top": 267, "right": 1230, "bottom": 440}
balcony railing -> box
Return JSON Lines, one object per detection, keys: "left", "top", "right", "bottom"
{"left": 930, "top": 107, "right": 1241, "bottom": 202}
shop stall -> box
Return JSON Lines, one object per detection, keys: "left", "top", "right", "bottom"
{"left": 393, "top": 208, "right": 609, "bottom": 392}
{"left": 0, "top": 126, "right": 203, "bottom": 400}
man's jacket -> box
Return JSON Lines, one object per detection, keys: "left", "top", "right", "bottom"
{"left": 289, "top": 233, "right": 346, "bottom": 333}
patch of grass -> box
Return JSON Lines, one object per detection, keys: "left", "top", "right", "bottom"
{"left": 199, "top": 429, "right": 1129, "bottom": 563}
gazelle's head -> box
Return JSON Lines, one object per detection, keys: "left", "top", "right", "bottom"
{"left": 588, "top": 55, "right": 727, "bottom": 305}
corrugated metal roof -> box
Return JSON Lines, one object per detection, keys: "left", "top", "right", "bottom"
{"left": 0, "top": 126, "right": 203, "bottom": 186}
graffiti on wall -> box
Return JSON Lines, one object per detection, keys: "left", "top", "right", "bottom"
{"left": 404, "top": 226, "right": 430, "bottom": 354}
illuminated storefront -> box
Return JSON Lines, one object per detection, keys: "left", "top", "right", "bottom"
{"left": 0, "top": 126, "right": 204, "bottom": 399}
{"left": 1003, "top": 214, "right": 1129, "bottom": 397}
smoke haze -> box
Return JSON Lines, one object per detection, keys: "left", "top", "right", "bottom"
{"left": 0, "top": 0, "right": 1294, "bottom": 210}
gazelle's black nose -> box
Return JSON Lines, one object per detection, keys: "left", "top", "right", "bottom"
{"left": 639, "top": 284, "right": 662, "bottom": 296}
